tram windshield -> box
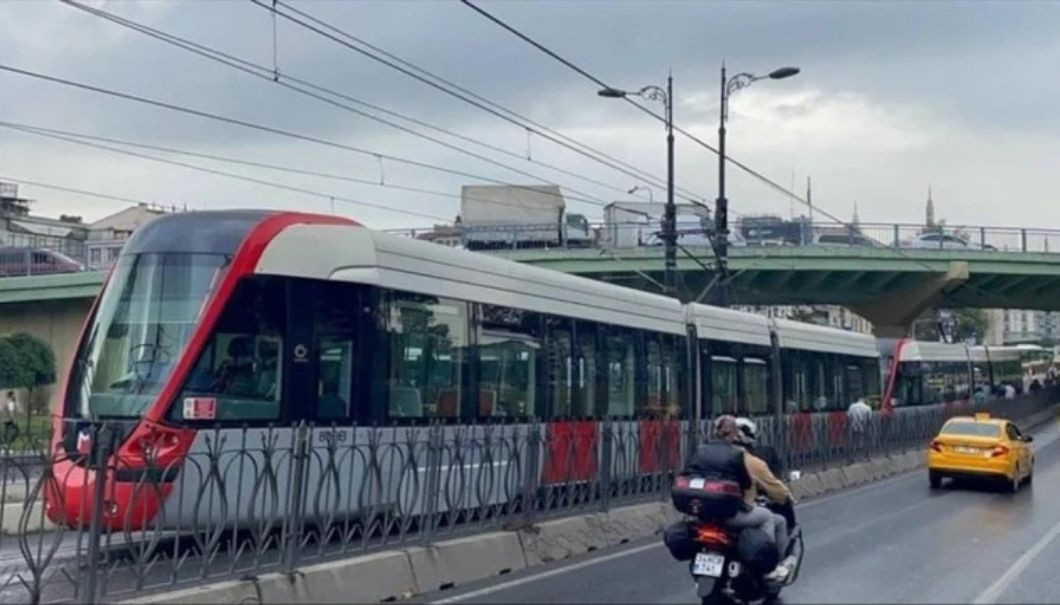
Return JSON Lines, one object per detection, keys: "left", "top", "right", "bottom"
{"left": 66, "top": 252, "right": 229, "bottom": 419}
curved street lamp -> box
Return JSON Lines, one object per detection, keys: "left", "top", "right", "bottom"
{"left": 598, "top": 76, "right": 676, "bottom": 298}
{"left": 714, "top": 64, "right": 800, "bottom": 306}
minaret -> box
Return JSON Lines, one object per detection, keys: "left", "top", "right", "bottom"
{"left": 852, "top": 201, "right": 860, "bottom": 226}
{"left": 926, "top": 185, "right": 935, "bottom": 227}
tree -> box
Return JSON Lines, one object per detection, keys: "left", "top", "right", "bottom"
{"left": 0, "top": 334, "right": 56, "bottom": 414}
{"left": 0, "top": 338, "right": 29, "bottom": 393}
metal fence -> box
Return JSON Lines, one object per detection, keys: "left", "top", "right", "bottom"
{"left": 388, "top": 221, "right": 1060, "bottom": 255}
{"left": 2, "top": 388, "right": 1056, "bottom": 604}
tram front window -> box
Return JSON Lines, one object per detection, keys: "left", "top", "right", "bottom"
{"left": 66, "top": 252, "right": 229, "bottom": 419}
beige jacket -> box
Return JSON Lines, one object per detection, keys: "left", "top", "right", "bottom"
{"left": 741, "top": 450, "right": 791, "bottom": 507}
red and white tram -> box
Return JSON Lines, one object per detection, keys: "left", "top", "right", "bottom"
{"left": 47, "top": 210, "right": 885, "bottom": 531}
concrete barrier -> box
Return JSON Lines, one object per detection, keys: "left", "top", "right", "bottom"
{"left": 518, "top": 514, "right": 597, "bottom": 566}
{"left": 817, "top": 468, "right": 845, "bottom": 492}
{"left": 842, "top": 463, "right": 870, "bottom": 487}
{"left": 409, "top": 532, "right": 527, "bottom": 591}
{"left": 1, "top": 500, "right": 53, "bottom": 535}
{"left": 869, "top": 458, "right": 893, "bottom": 480}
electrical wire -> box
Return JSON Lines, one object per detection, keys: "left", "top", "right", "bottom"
{"left": 2, "top": 123, "right": 451, "bottom": 221}
{"left": 459, "top": 0, "right": 847, "bottom": 224}
{"left": 0, "top": 176, "right": 157, "bottom": 207}
{"left": 252, "top": 0, "right": 711, "bottom": 206}
{"left": 60, "top": 0, "right": 629, "bottom": 209}
{"left": 0, "top": 64, "right": 611, "bottom": 208}
{"left": 1, "top": 119, "right": 605, "bottom": 218}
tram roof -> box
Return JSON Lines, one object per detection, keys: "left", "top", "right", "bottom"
{"left": 686, "top": 304, "right": 772, "bottom": 347}
{"left": 969, "top": 345, "right": 1022, "bottom": 363}
{"left": 772, "top": 318, "right": 879, "bottom": 358}
{"left": 256, "top": 223, "right": 688, "bottom": 335}
{"left": 898, "top": 340, "right": 969, "bottom": 363}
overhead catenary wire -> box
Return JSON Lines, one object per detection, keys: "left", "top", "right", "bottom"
{"left": 0, "top": 176, "right": 158, "bottom": 207}
{"left": 0, "top": 64, "right": 617, "bottom": 210}
{"left": 460, "top": 0, "right": 846, "bottom": 224}
{"left": 0, "top": 120, "right": 597, "bottom": 218}
{"left": 60, "top": 0, "right": 628, "bottom": 210}
{"left": 2, "top": 124, "right": 451, "bottom": 221}
{"left": 251, "top": 0, "right": 711, "bottom": 207}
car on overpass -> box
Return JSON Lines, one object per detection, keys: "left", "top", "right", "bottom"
{"left": 0, "top": 246, "right": 84, "bottom": 277}
{"left": 927, "top": 412, "right": 1034, "bottom": 492}
{"left": 905, "top": 232, "right": 997, "bottom": 251}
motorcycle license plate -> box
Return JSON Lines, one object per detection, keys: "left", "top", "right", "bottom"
{"left": 693, "top": 552, "right": 725, "bottom": 578}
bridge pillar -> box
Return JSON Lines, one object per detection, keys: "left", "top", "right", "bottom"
{"left": 853, "top": 261, "right": 970, "bottom": 338}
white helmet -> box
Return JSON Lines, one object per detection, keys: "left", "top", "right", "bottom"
{"left": 734, "top": 417, "right": 758, "bottom": 447}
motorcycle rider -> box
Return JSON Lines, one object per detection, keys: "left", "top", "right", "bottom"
{"left": 686, "top": 415, "right": 794, "bottom": 582}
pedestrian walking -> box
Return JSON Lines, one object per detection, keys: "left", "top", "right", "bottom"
{"left": 3, "top": 391, "right": 17, "bottom": 446}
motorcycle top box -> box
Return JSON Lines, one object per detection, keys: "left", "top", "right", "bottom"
{"left": 671, "top": 474, "right": 746, "bottom": 520}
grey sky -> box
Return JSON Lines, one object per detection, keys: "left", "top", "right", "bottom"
{"left": 2, "top": 0, "right": 1059, "bottom": 230}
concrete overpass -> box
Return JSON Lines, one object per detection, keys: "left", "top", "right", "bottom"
{"left": 489, "top": 245, "right": 1060, "bottom": 336}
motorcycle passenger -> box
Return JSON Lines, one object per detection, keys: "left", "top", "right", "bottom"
{"left": 686, "top": 415, "right": 792, "bottom": 582}
{"left": 733, "top": 417, "right": 798, "bottom": 567}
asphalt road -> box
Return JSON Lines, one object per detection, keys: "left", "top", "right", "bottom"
{"left": 413, "top": 419, "right": 1060, "bottom": 604}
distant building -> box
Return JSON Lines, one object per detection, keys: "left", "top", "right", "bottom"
{"left": 0, "top": 182, "right": 88, "bottom": 259}
{"left": 998, "top": 308, "right": 1060, "bottom": 344}
{"left": 86, "top": 204, "right": 168, "bottom": 270}
{"left": 0, "top": 181, "right": 173, "bottom": 272}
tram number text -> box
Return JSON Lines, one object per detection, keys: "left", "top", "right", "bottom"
{"left": 316, "top": 430, "right": 349, "bottom": 445}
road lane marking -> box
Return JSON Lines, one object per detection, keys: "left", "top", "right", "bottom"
{"left": 972, "top": 515, "right": 1060, "bottom": 604}
{"left": 432, "top": 541, "right": 660, "bottom": 603}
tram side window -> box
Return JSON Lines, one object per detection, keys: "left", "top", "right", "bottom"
{"left": 315, "top": 283, "right": 359, "bottom": 421}
{"left": 711, "top": 356, "right": 738, "bottom": 416}
{"left": 743, "top": 357, "right": 770, "bottom": 415}
{"left": 176, "top": 277, "right": 285, "bottom": 422}
{"left": 641, "top": 334, "right": 665, "bottom": 417}
{"left": 546, "top": 317, "right": 573, "bottom": 417}
{"left": 575, "top": 323, "right": 598, "bottom": 418}
{"left": 385, "top": 292, "right": 468, "bottom": 420}
{"left": 479, "top": 304, "right": 542, "bottom": 419}
{"left": 844, "top": 361, "right": 865, "bottom": 403}
{"left": 861, "top": 357, "right": 881, "bottom": 404}
{"left": 662, "top": 336, "right": 685, "bottom": 419}
{"left": 604, "top": 326, "right": 635, "bottom": 417}
{"left": 808, "top": 353, "right": 829, "bottom": 411}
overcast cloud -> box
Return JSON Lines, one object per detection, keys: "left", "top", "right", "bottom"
{"left": 2, "top": 0, "right": 1059, "bottom": 230}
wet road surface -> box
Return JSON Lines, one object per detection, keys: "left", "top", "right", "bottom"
{"left": 413, "top": 419, "right": 1060, "bottom": 604}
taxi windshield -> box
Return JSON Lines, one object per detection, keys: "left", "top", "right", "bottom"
{"left": 65, "top": 252, "right": 229, "bottom": 419}
{"left": 941, "top": 421, "right": 1000, "bottom": 438}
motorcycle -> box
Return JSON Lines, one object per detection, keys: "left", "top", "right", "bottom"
{"left": 688, "top": 500, "right": 804, "bottom": 605}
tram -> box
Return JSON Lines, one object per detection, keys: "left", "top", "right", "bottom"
{"left": 45, "top": 210, "right": 977, "bottom": 531}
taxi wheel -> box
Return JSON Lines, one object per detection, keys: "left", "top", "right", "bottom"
{"left": 1009, "top": 467, "right": 1021, "bottom": 493}
{"left": 929, "top": 471, "right": 942, "bottom": 489}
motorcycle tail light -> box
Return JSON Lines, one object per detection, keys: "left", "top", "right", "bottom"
{"left": 694, "top": 523, "right": 731, "bottom": 547}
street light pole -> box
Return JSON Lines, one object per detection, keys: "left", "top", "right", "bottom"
{"left": 599, "top": 77, "right": 677, "bottom": 299}
{"left": 713, "top": 64, "right": 800, "bottom": 307}
{"left": 664, "top": 74, "right": 676, "bottom": 300}
{"left": 715, "top": 64, "right": 729, "bottom": 306}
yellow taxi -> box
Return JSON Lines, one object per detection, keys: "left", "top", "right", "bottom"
{"left": 927, "top": 413, "right": 1034, "bottom": 492}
